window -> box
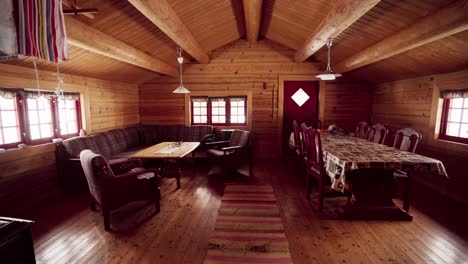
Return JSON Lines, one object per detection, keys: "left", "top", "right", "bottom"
{"left": 0, "top": 97, "right": 21, "bottom": 147}
{"left": 0, "top": 91, "right": 81, "bottom": 149}
{"left": 191, "top": 96, "right": 247, "bottom": 126}
{"left": 439, "top": 98, "right": 468, "bottom": 144}
{"left": 27, "top": 97, "right": 54, "bottom": 141}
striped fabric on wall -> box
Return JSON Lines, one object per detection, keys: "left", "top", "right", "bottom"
{"left": 9, "top": 0, "right": 69, "bottom": 63}
{"left": 204, "top": 184, "right": 293, "bottom": 264}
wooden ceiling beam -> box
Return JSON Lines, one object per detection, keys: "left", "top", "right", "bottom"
{"left": 63, "top": 0, "right": 95, "bottom": 19}
{"left": 294, "top": 0, "right": 380, "bottom": 62}
{"left": 128, "top": 0, "right": 210, "bottom": 64}
{"left": 65, "top": 17, "right": 178, "bottom": 77}
{"left": 335, "top": 0, "right": 468, "bottom": 73}
{"left": 243, "top": 0, "right": 263, "bottom": 44}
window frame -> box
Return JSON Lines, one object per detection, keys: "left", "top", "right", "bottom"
{"left": 190, "top": 96, "right": 247, "bottom": 126}
{"left": 439, "top": 98, "right": 468, "bottom": 144}
{"left": 0, "top": 93, "right": 82, "bottom": 149}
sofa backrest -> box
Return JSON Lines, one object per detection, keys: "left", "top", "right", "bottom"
{"left": 61, "top": 125, "right": 214, "bottom": 158}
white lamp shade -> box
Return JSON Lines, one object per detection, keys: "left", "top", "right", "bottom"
{"left": 173, "top": 83, "right": 190, "bottom": 94}
{"left": 316, "top": 72, "right": 342, "bottom": 81}
{"left": 177, "top": 56, "right": 184, "bottom": 64}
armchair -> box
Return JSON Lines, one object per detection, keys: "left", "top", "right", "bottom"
{"left": 80, "top": 150, "right": 161, "bottom": 231}
{"left": 206, "top": 129, "right": 253, "bottom": 177}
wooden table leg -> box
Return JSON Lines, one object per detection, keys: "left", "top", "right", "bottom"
{"left": 403, "top": 172, "right": 411, "bottom": 213}
{"left": 176, "top": 159, "right": 181, "bottom": 189}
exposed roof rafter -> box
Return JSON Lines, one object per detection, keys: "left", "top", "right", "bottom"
{"left": 128, "top": 0, "right": 210, "bottom": 64}
{"left": 294, "top": 0, "right": 380, "bottom": 62}
{"left": 243, "top": 0, "right": 263, "bottom": 44}
{"left": 335, "top": 0, "right": 468, "bottom": 73}
{"left": 65, "top": 17, "right": 179, "bottom": 77}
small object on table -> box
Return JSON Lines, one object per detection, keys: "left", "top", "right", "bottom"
{"left": 0, "top": 217, "right": 36, "bottom": 263}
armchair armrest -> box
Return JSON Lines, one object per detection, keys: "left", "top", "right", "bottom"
{"left": 110, "top": 159, "right": 143, "bottom": 174}
{"left": 205, "top": 140, "right": 230, "bottom": 148}
{"left": 221, "top": 145, "right": 243, "bottom": 155}
{"left": 200, "top": 134, "right": 216, "bottom": 144}
{"left": 113, "top": 168, "right": 161, "bottom": 181}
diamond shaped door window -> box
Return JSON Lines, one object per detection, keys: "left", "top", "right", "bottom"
{"left": 291, "top": 88, "right": 310, "bottom": 107}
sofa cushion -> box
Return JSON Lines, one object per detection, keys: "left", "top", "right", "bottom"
{"left": 89, "top": 134, "right": 113, "bottom": 157}
{"left": 103, "top": 129, "right": 127, "bottom": 155}
{"left": 179, "top": 125, "right": 214, "bottom": 142}
{"left": 139, "top": 125, "right": 158, "bottom": 145}
{"left": 123, "top": 126, "right": 140, "bottom": 148}
{"left": 63, "top": 136, "right": 99, "bottom": 158}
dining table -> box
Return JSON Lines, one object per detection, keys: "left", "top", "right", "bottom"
{"left": 289, "top": 131, "right": 448, "bottom": 220}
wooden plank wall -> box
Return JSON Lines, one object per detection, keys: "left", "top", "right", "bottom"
{"left": 372, "top": 69, "right": 468, "bottom": 205}
{"left": 140, "top": 39, "right": 373, "bottom": 157}
{"left": 322, "top": 82, "right": 373, "bottom": 132}
{"left": 0, "top": 64, "right": 139, "bottom": 217}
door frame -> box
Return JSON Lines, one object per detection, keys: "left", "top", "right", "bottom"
{"left": 278, "top": 75, "right": 326, "bottom": 156}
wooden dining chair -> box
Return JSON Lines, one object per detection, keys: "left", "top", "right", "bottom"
{"left": 292, "top": 120, "right": 302, "bottom": 158}
{"left": 303, "top": 128, "right": 328, "bottom": 211}
{"left": 367, "top": 124, "right": 388, "bottom": 144}
{"left": 355, "top": 121, "right": 370, "bottom": 139}
{"left": 393, "top": 128, "right": 422, "bottom": 153}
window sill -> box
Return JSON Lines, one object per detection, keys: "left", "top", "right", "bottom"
{"left": 435, "top": 138, "right": 468, "bottom": 147}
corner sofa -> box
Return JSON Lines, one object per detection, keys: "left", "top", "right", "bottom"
{"left": 56, "top": 125, "right": 214, "bottom": 190}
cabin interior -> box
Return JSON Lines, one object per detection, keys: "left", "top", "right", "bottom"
{"left": 0, "top": 0, "right": 467, "bottom": 263}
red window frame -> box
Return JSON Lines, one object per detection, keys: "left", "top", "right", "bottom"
{"left": 191, "top": 96, "right": 247, "bottom": 126}
{"left": 0, "top": 93, "right": 82, "bottom": 149}
{"left": 439, "top": 98, "right": 468, "bottom": 144}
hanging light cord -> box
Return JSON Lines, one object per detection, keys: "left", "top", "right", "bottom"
{"left": 32, "top": 58, "right": 41, "bottom": 97}
{"left": 326, "top": 38, "right": 332, "bottom": 72}
{"left": 177, "top": 46, "right": 183, "bottom": 85}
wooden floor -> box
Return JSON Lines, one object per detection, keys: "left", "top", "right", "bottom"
{"left": 29, "top": 159, "right": 468, "bottom": 264}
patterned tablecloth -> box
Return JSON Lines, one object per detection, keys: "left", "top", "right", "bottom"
{"left": 321, "top": 134, "right": 447, "bottom": 191}
{"left": 289, "top": 132, "right": 448, "bottom": 191}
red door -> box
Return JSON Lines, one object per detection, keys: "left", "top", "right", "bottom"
{"left": 282, "top": 81, "right": 319, "bottom": 155}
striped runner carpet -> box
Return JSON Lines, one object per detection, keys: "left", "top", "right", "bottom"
{"left": 204, "top": 184, "right": 293, "bottom": 264}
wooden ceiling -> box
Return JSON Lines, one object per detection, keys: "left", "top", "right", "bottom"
{"left": 1, "top": 0, "right": 466, "bottom": 84}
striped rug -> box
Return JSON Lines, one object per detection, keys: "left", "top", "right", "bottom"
{"left": 204, "top": 184, "right": 293, "bottom": 264}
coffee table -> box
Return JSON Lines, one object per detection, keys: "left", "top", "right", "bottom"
{"left": 132, "top": 142, "right": 200, "bottom": 188}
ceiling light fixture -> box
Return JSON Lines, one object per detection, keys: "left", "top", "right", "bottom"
{"left": 316, "top": 38, "right": 342, "bottom": 81}
{"left": 173, "top": 46, "right": 190, "bottom": 94}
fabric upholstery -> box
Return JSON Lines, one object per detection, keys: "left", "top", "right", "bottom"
{"left": 63, "top": 136, "right": 99, "bottom": 158}
{"left": 229, "top": 130, "right": 250, "bottom": 147}
{"left": 103, "top": 129, "right": 128, "bottom": 155}
{"left": 89, "top": 134, "right": 113, "bottom": 157}
{"left": 80, "top": 150, "right": 114, "bottom": 204}
{"left": 123, "top": 126, "right": 140, "bottom": 148}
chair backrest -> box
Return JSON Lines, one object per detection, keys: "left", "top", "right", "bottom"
{"left": 229, "top": 129, "right": 251, "bottom": 148}
{"left": 367, "top": 124, "right": 388, "bottom": 144}
{"left": 355, "top": 121, "right": 370, "bottom": 139}
{"left": 80, "top": 149, "right": 114, "bottom": 204}
{"left": 292, "top": 120, "right": 301, "bottom": 153}
{"left": 299, "top": 123, "right": 309, "bottom": 157}
{"left": 393, "top": 128, "right": 422, "bottom": 153}
{"left": 303, "top": 128, "right": 324, "bottom": 178}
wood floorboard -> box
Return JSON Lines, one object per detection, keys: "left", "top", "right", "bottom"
{"left": 27, "top": 159, "right": 468, "bottom": 264}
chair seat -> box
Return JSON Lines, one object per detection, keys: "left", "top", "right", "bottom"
{"left": 129, "top": 168, "right": 155, "bottom": 179}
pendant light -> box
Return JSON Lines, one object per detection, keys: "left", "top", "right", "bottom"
{"left": 173, "top": 46, "right": 190, "bottom": 94}
{"left": 316, "top": 38, "right": 342, "bottom": 81}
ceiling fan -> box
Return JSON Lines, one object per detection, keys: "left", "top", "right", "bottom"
{"left": 63, "top": 0, "right": 99, "bottom": 17}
